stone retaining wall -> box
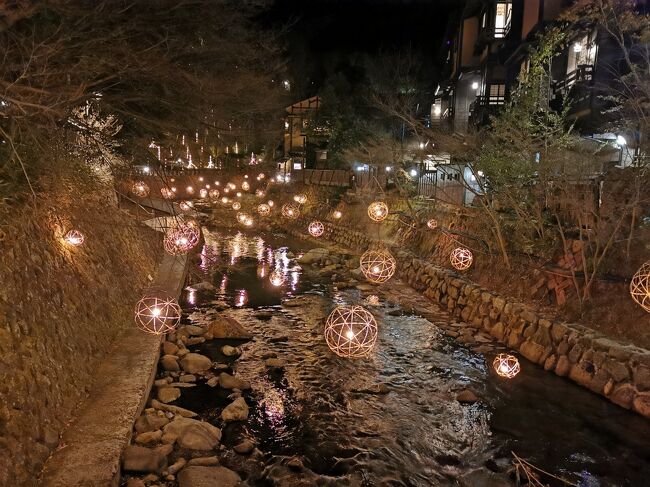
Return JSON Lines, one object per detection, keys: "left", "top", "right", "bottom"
{"left": 285, "top": 217, "right": 650, "bottom": 420}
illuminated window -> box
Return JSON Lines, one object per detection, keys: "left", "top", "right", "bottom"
{"left": 567, "top": 33, "right": 597, "bottom": 75}
{"left": 495, "top": 2, "right": 512, "bottom": 38}
{"left": 488, "top": 84, "right": 506, "bottom": 104}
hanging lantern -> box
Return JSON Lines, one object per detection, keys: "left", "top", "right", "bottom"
{"left": 186, "top": 186, "right": 194, "bottom": 195}
{"left": 160, "top": 187, "right": 174, "bottom": 199}
{"left": 244, "top": 216, "right": 254, "bottom": 227}
{"left": 258, "top": 203, "right": 271, "bottom": 216}
{"left": 493, "top": 353, "right": 521, "bottom": 379}
{"left": 282, "top": 203, "right": 300, "bottom": 219}
{"left": 64, "top": 229, "right": 85, "bottom": 246}
{"left": 132, "top": 181, "right": 150, "bottom": 198}
{"left": 163, "top": 224, "right": 200, "bottom": 255}
{"left": 332, "top": 210, "right": 342, "bottom": 220}
{"left": 270, "top": 269, "right": 285, "bottom": 287}
{"left": 427, "top": 219, "right": 438, "bottom": 230}
{"left": 268, "top": 200, "right": 274, "bottom": 207}
{"left": 179, "top": 201, "right": 192, "bottom": 212}
{"left": 236, "top": 192, "right": 242, "bottom": 198}
{"left": 308, "top": 220, "right": 324, "bottom": 237}
{"left": 237, "top": 212, "right": 247, "bottom": 223}
{"left": 293, "top": 194, "right": 307, "bottom": 204}
{"left": 208, "top": 189, "right": 220, "bottom": 199}
{"left": 242, "top": 181, "right": 250, "bottom": 191}
{"left": 259, "top": 173, "right": 265, "bottom": 179}
{"left": 171, "top": 187, "right": 177, "bottom": 193}
{"left": 450, "top": 247, "right": 473, "bottom": 271}
{"left": 367, "top": 201, "right": 388, "bottom": 222}
{"left": 255, "top": 189, "right": 265, "bottom": 198}
{"left": 232, "top": 201, "right": 241, "bottom": 210}
{"left": 630, "top": 261, "right": 650, "bottom": 313}
{"left": 134, "top": 291, "right": 181, "bottom": 334}
{"left": 324, "top": 305, "right": 378, "bottom": 358}
{"left": 199, "top": 188, "right": 208, "bottom": 198}
{"left": 360, "top": 249, "right": 396, "bottom": 283}
{"left": 221, "top": 197, "right": 230, "bottom": 205}
{"left": 228, "top": 182, "right": 236, "bottom": 190}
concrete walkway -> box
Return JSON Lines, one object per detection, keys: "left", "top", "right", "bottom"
{"left": 40, "top": 253, "right": 188, "bottom": 487}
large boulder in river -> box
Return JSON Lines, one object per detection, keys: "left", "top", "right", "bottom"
{"left": 221, "top": 397, "right": 249, "bottom": 422}
{"left": 219, "top": 372, "right": 251, "bottom": 390}
{"left": 208, "top": 316, "right": 252, "bottom": 339}
{"left": 163, "top": 417, "right": 222, "bottom": 450}
{"left": 122, "top": 444, "right": 171, "bottom": 472}
{"left": 178, "top": 466, "right": 241, "bottom": 487}
{"left": 297, "top": 248, "right": 329, "bottom": 265}
{"left": 180, "top": 353, "right": 212, "bottom": 374}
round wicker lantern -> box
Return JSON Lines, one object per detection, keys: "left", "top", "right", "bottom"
{"left": 232, "top": 201, "right": 241, "bottom": 211}
{"left": 64, "top": 229, "right": 85, "bottom": 246}
{"left": 308, "top": 220, "right": 324, "bottom": 237}
{"left": 134, "top": 291, "right": 181, "bottom": 334}
{"left": 163, "top": 224, "right": 200, "bottom": 255}
{"left": 132, "top": 181, "right": 150, "bottom": 198}
{"left": 367, "top": 201, "right": 389, "bottom": 222}
{"left": 258, "top": 203, "right": 271, "bottom": 216}
{"left": 255, "top": 189, "right": 265, "bottom": 198}
{"left": 493, "top": 353, "right": 521, "bottom": 379}
{"left": 270, "top": 269, "right": 285, "bottom": 287}
{"left": 160, "top": 187, "right": 174, "bottom": 199}
{"left": 324, "top": 305, "right": 378, "bottom": 358}
{"left": 258, "top": 173, "right": 265, "bottom": 179}
{"left": 427, "top": 219, "right": 438, "bottom": 230}
{"left": 268, "top": 200, "right": 274, "bottom": 207}
{"left": 199, "top": 188, "right": 208, "bottom": 198}
{"left": 282, "top": 203, "right": 300, "bottom": 220}
{"left": 186, "top": 186, "right": 195, "bottom": 195}
{"left": 360, "top": 249, "right": 396, "bottom": 283}
{"left": 294, "top": 193, "right": 307, "bottom": 204}
{"left": 208, "top": 189, "right": 220, "bottom": 199}
{"left": 450, "top": 247, "right": 473, "bottom": 271}
{"left": 630, "top": 261, "right": 650, "bottom": 313}
{"left": 332, "top": 210, "right": 342, "bottom": 220}
{"left": 179, "top": 201, "right": 192, "bottom": 212}
{"left": 236, "top": 212, "right": 247, "bottom": 224}
{"left": 221, "top": 197, "right": 230, "bottom": 205}
{"left": 242, "top": 181, "right": 250, "bottom": 191}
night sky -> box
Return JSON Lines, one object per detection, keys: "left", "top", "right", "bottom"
{"left": 262, "top": 0, "right": 462, "bottom": 97}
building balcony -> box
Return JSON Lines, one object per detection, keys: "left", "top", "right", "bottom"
{"left": 469, "top": 94, "right": 506, "bottom": 128}
{"left": 554, "top": 65, "right": 594, "bottom": 94}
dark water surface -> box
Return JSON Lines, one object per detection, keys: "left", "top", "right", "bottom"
{"left": 176, "top": 227, "right": 650, "bottom": 486}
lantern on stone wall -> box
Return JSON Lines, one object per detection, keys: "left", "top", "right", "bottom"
{"left": 332, "top": 210, "right": 342, "bottom": 220}
{"left": 134, "top": 291, "right": 181, "bottom": 334}
{"left": 160, "top": 187, "right": 174, "bottom": 199}
{"left": 324, "top": 305, "right": 378, "bottom": 358}
{"left": 427, "top": 219, "right": 438, "bottom": 230}
{"left": 270, "top": 270, "right": 285, "bottom": 287}
{"left": 360, "top": 249, "right": 396, "bottom": 283}
{"left": 64, "top": 229, "right": 85, "bottom": 246}
{"left": 132, "top": 181, "right": 150, "bottom": 198}
{"left": 367, "top": 201, "right": 388, "bottom": 222}
{"left": 450, "top": 247, "right": 473, "bottom": 271}
{"left": 294, "top": 193, "right": 307, "bottom": 204}
{"left": 163, "top": 224, "right": 200, "bottom": 255}
{"left": 282, "top": 203, "right": 300, "bottom": 219}
{"left": 209, "top": 189, "right": 220, "bottom": 199}
{"left": 232, "top": 201, "right": 241, "bottom": 211}
{"left": 630, "top": 261, "right": 650, "bottom": 313}
{"left": 242, "top": 181, "right": 250, "bottom": 191}
{"left": 199, "top": 188, "right": 208, "bottom": 198}
{"left": 493, "top": 353, "right": 521, "bottom": 379}
{"left": 258, "top": 203, "right": 271, "bottom": 216}
{"left": 308, "top": 220, "right": 324, "bottom": 237}
{"left": 255, "top": 189, "right": 265, "bottom": 198}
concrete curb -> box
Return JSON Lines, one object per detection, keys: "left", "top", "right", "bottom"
{"left": 41, "top": 253, "right": 189, "bottom": 487}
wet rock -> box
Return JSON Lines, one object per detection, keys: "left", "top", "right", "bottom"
{"left": 255, "top": 311, "right": 273, "bottom": 320}
{"left": 163, "top": 417, "right": 222, "bottom": 450}
{"left": 206, "top": 376, "right": 219, "bottom": 387}
{"left": 297, "top": 248, "right": 329, "bottom": 264}
{"left": 180, "top": 374, "right": 197, "bottom": 383}
{"left": 633, "top": 392, "right": 650, "bottom": 418}
{"left": 188, "top": 281, "right": 216, "bottom": 291}
{"left": 160, "top": 355, "right": 180, "bottom": 372}
{"left": 184, "top": 337, "right": 206, "bottom": 346}
{"left": 163, "top": 341, "right": 179, "bottom": 355}
{"left": 122, "top": 445, "right": 170, "bottom": 473}
{"left": 459, "top": 467, "right": 512, "bottom": 487}
{"left": 168, "top": 458, "right": 187, "bottom": 475}
{"left": 219, "top": 372, "right": 251, "bottom": 390}
{"left": 142, "top": 474, "right": 159, "bottom": 483}
{"left": 135, "top": 412, "right": 169, "bottom": 433}
{"left": 126, "top": 479, "right": 146, "bottom": 487}
{"left": 456, "top": 389, "right": 479, "bottom": 404}
{"left": 233, "top": 439, "right": 255, "bottom": 454}
{"left": 261, "top": 351, "right": 278, "bottom": 359}
{"left": 351, "top": 383, "right": 390, "bottom": 395}
{"left": 265, "top": 358, "right": 285, "bottom": 369}
{"left": 155, "top": 378, "right": 172, "bottom": 387}
{"left": 184, "top": 325, "right": 206, "bottom": 336}
{"left": 135, "top": 430, "right": 163, "bottom": 445}
{"left": 178, "top": 466, "right": 241, "bottom": 487}
{"left": 157, "top": 386, "right": 181, "bottom": 403}
{"left": 209, "top": 316, "right": 253, "bottom": 339}
{"left": 221, "top": 345, "right": 241, "bottom": 357}
{"left": 269, "top": 335, "right": 289, "bottom": 343}
{"left": 221, "top": 397, "right": 249, "bottom": 422}
{"left": 356, "top": 283, "right": 375, "bottom": 291}
{"left": 180, "top": 353, "right": 212, "bottom": 374}
{"left": 187, "top": 456, "right": 220, "bottom": 466}
{"left": 286, "top": 456, "right": 304, "bottom": 471}
{"left": 151, "top": 400, "right": 198, "bottom": 418}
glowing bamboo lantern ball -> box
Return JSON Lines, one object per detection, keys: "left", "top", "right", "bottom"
{"left": 221, "top": 197, "right": 229, "bottom": 205}
{"left": 324, "top": 305, "right": 378, "bottom": 358}
{"left": 255, "top": 189, "right": 265, "bottom": 198}
{"left": 368, "top": 201, "right": 389, "bottom": 222}
{"left": 160, "top": 187, "right": 174, "bottom": 199}
{"left": 163, "top": 224, "right": 200, "bottom": 255}
{"left": 132, "top": 181, "right": 150, "bottom": 197}
{"left": 171, "top": 187, "right": 177, "bottom": 193}
{"left": 199, "top": 177, "right": 204, "bottom": 182}
{"left": 450, "top": 247, "right": 473, "bottom": 271}
{"left": 259, "top": 173, "right": 265, "bottom": 179}
{"left": 232, "top": 201, "right": 241, "bottom": 210}
{"left": 186, "top": 186, "right": 194, "bottom": 194}
{"left": 270, "top": 270, "right": 285, "bottom": 287}
{"left": 630, "top": 261, "right": 650, "bottom": 313}
{"left": 242, "top": 181, "right": 250, "bottom": 191}
{"left": 332, "top": 210, "right": 342, "bottom": 219}
{"left": 268, "top": 200, "right": 274, "bottom": 207}
{"left": 493, "top": 353, "right": 521, "bottom": 379}
{"left": 427, "top": 219, "right": 438, "bottom": 230}
{"left": 244, "top": 216, "right": 254, "bottom": 227}
{"left": 228, "top": 182, "right": 236, "bottom": 190}
{"left": 308, "top": 220, "right": 324, "bottom": 237}
{"left": 224, "top": 187, "right": 230, "bottom": 194}
{"left": 208, "top": 189, "right": 220, "bottom": 198}
{"left": 282, "top": 203, "right": 300, "bottom": 219}
{"left": 179, "top": 201, "right": 192, "bottom": 212}
{"left": 360, "top": 249, "right": 397, "bottom": 283}
{"left": 236, "top": 192, "right": 242, "bottom": 198}
{"left": 64, "top": 229, "right": 85, "bottom": 246}
{"left": 258, "top": 203, "right": 271, "bottom": 216}
{"left": 134, "top": 292, "right": 181, "bottom": 334}
{"left": 294, "top": 193, "right": 307, "bottom": 204}
{"left": 199, "top": 188, "right": 208, "bottom": 198}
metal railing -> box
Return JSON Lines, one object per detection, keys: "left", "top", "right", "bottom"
{"left": 554, "top": 65, "right": 594, "bottom": 93}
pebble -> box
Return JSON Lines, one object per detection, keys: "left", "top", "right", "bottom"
{"left": 221, "top": 345, "right": 241, "bottom": 357}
